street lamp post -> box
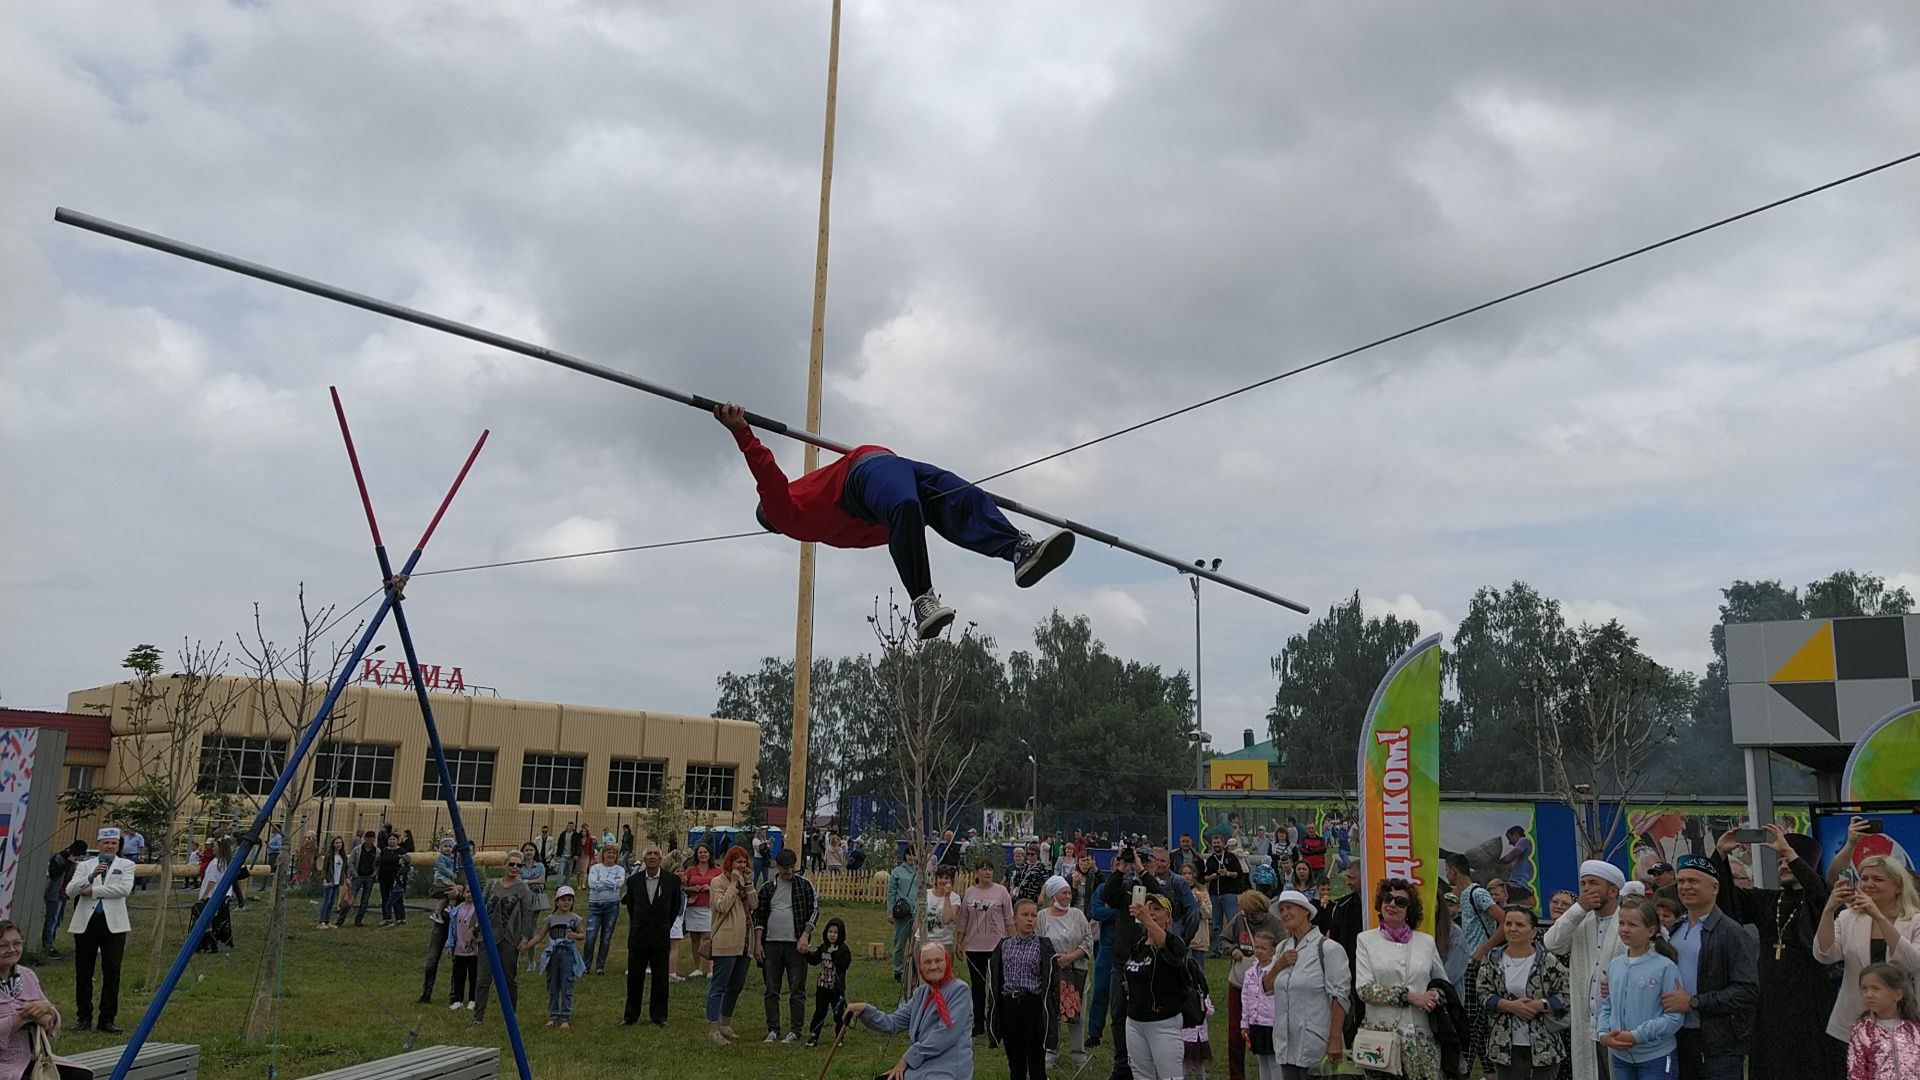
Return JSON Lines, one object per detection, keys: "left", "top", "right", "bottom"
{"left": 1019, "top": 738, "right": 1039, "bottom": 837}
{"left": 1191, "top": 558, "right": 1220, "bottom": 788}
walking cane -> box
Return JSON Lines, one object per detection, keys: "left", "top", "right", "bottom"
{"left": 816, "top": 1013, "right": 851, "bottom": 1080}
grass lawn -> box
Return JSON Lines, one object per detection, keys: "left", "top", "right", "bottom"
{"left": 33, "top": 892, "right": 1347, "bottom": 1079}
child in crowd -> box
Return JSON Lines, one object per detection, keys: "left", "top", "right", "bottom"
{"left": 539, "top": 885, "right": 587, "bottom": 1029}
{"left": 1848, "top": 962, "right": 1920, "bottom": 1079}
{"left": 445, "top": 884, "right": 478, "bottom": 1010}
{"left": 804, "top": 917, "right": 853, "bottom": 1047}
{"left": 1251, "top": 856, "right": 1279, "bottom": 898}
{"left": 1181, "top": 949, "right": 1214, "bottom": 1080}
{"left": 1653, "top": 895, "right": 1683, "bottom": 937}
{"left": 1240, "top": 930, "right": 1280, "bottom": 1080}
{"left": 1596, "top": 898, "right": 1684, "bottom": 1080}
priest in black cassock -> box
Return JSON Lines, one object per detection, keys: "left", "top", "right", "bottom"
{"left": 1710, "top": 822, "right": 1842, "bottom": 1080}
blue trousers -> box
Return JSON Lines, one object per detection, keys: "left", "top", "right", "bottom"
{"left": 585, "top": 900, "right": 620, "bottom": 973}
{"left": 42, "top": 898, "right": 64, "bottom": 952}
{"left": 706, "top": 954, "right": 750, "bottom": 1022}
{"left": 1611, "top": 1052, "right": 1677, "bottom": 1080}
{"left": 843, "top": 455, "right": 1025, "bottom": 600}
{"left": 1087, "top": 938, "right": 1112, "bottom": 1035}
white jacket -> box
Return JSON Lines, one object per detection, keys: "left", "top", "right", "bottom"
{"left": 1269, "top": 929, "right": 1353, "bottom": 1068}
{"left": 1354, "top": 928, "right": 1443, "bottom": 1037}
{"left": 67, "top": 855, "right": 137, "bottom": 935}
{"left": 1813, "top": 908, "right": 1920, "bottom": 1042}
{"left": 1543, "top": 902, "right": 1625, "bottom": 1080}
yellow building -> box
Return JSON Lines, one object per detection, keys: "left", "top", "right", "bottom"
{"left": 68, "top": 675, "right": 759, "bottom": 851}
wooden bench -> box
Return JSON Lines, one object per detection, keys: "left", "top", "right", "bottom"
{"left": 299, "top": 1045, "right": 499, "bottom": 1080}
{"left": 61, "top": 1041, "right": 200, "bottom": 1080}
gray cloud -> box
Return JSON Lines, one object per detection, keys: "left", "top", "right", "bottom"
{"left": 3, "top": 2, "right": 1914, "bottom": 752}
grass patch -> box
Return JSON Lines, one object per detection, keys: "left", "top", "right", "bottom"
{"left": 34, "top": 892, "right": 1336, "bottom": 1078}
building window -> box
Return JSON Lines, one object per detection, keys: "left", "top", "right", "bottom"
{"left": 197, "top": 736, "right": 288, "bottom": 797}
{"left": 607, "top": 759, "right": 667, "bottom": 809}
{"left": 420, "top": 749, "right": 497, "bottom": 804}
{"left": 519, "top": 753, "right": 585, "bottom": 806}
{"left": 312, "top": 742, "right": 396, "bottom": 800}
{"left": 684, "top": 764, "right": 736, "bottom": 813}
{"left": 66, "top": 765, "right": 97, "bottom": 792}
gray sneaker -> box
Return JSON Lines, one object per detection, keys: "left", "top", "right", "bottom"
{"left": 1012, "top": 529, "right": 1074, "bottom": 588}
{"left": 911, "top": 593, "right": 956, "bottom": 640}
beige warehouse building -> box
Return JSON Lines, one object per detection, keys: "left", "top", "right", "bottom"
{"left": 69, "top": 674, "right": 759, "bottom": 851}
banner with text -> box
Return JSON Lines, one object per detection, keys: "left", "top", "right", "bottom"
{"left": 1358, "top": 634, "right": 1442, "bottom": 933}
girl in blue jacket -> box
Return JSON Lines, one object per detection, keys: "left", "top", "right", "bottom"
{"left": 1595, "top": 897, "right": 1684, "bottom": 1080}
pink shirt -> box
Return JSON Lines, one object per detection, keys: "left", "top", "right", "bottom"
{"left": 1241, "top": 964, "right": 1277, "bottom": 1030}
{"left": 0, "top": 968, "right": 58, "bottom": 1078}
{"left": 958, "top": 884, "right": 1013, "bottom": 951}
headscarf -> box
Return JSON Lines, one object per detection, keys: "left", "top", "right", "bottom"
{"left": 1044, "top": 875, "right": 1071, "bottom": 907}
{"left": 920, "top": 943, "right": 958, "bottom": 1029}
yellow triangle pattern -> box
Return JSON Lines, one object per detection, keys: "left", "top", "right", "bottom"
{"left": 1772, "top": 623, "right": 1836, "bottom": 683}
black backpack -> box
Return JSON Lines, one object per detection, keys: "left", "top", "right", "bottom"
{"left": 1180, "top": 952, "right": 1210, "bottom": 1028}
{"left": 1425, "top": 977, "right": 1474, "bottom": 1079}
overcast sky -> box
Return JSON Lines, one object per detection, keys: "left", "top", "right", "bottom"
{"left": 4, "top": 3, "right": 1915, "bottom": 754}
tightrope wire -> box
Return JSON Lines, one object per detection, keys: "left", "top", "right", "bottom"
{"left": 313, "top": 530, "right": 767, "bottom": 641}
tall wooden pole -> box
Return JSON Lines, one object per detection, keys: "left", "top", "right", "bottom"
{"left": 788, "top": 0, "right": 841, "bottom": 838}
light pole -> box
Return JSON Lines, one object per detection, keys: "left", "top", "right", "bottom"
{"left": 1018, "top": 738, "right": 1039, "bottom": 837}
{"left": 1192, "top": 731, "right": 1212, "bottom": 790}
{"left": 1190, "top": 557, "right": 1220, "bottom": 786}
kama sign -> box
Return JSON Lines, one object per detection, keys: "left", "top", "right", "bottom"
{"left": 358, "top": 659, "right": 467, "bottom": 692}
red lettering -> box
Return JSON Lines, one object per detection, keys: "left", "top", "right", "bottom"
{"left": 359, "top": 658, "right": 469, "bottom": 692}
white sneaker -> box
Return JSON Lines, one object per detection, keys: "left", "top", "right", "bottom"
{"left": 764, "top": 1031, "right": 781, "bottom": 1044}
{"left": 782, "top": 1032, "right": 801, "bottom": 1045}
{"left": 449, "top": 1002, "right": 463, "bottom": 1010}
{"left": 912, "top": 593, "right": 956, "bottom": 640}
{"left": 466, "top": 1001, "right": 476, "bottom": 1010}
{"left": 1013, "top": 529, "right": 1074, "bottom": 588}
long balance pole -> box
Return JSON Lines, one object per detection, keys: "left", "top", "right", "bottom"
{"left": 330, "top": 392, "right": 534, "bottom": 1080}
{"left": 52, "top": 207, "right": 1308, "bottom": 613}
{"left": 790, "top": 0, "right": 842, "bottom": 857}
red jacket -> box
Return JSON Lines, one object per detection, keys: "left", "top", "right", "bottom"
{"left": 734, "top": 427, "right": 890, "bottom": 549}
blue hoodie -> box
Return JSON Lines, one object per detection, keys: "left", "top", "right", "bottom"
{"left": 1595, "top": 949, "right": 1685, "bottom": 1063}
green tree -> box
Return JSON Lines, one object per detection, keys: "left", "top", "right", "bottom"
{"left": 1267, "top": 591, "right": 1424, "bottom": 791}
{"left": 714, "top": 651, "right": 893, "bottom": 827}
{"left": 1532, "top": 621, "right": 1693, "bottom": 858}
{"left": 1444, "top": 582, "right": 1574, "bottom": 792}
{"left": 1005, "top": 611, "right": 1193, "bottom": 819}
{"left": 57, "top": 787, "right": 109, "bottom": 842}
{"left": 642, "top": 780, "right": 694, "bottom": 851}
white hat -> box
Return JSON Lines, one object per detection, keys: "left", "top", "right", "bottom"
{"left": 554, "top": 885, "right": 576, "bottom": 899}
{"left": 97, "top": 827, "right": 121, "bottom": 841}
{"left": 1579, "top": 860, "right": 1627, "bottom": 889}
{"left": 1621, "top": 881, "right": 1648, "bottom": 899}
{"left": 1044, "top": 875, "right": 1071, "bottom": 901}
{"left": 1275, "top": 889, "right": 1318, "bottom": 918}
